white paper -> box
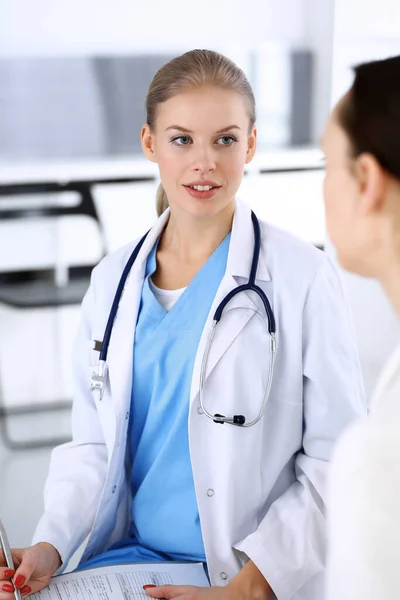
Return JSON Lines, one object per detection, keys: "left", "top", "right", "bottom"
{"left": 31, "top": 563, "right": 209, "bottom": 600}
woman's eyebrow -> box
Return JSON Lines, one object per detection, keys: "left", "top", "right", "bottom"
{"left": 165, "top": 125, "right": 193, "bottom": 133}
{"left": 215, "top": 125, "right": 241, "bottom": 134}
{"left": 165, "top": 125, "right": 242, "bottom": 133}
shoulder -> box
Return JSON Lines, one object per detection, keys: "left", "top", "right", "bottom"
{"left": 90, "top": 238, "right": 143, "bottom": 293}
{"left": 328, "top": 411, "right": 400, "bottom": 564}
{"left": 330, "top": 411, "right": 400, "bottom": 494}
{"left": 260, "top": 220, "right": 325, "bottom": 263}
{"left": 327, "top": 412, "right": 400, "bottom": 590}
{"left": 94, "top": 239, "right": 141, "bottom": 274}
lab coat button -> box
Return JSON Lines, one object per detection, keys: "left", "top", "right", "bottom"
{"left": 197, "top": 407, "right": 204, "bottom": 415}
{"left": 112, "top": 485, "right": 117, "bottom": 494}
{"left": 207, "top": 489, "right": 214, "bottom": 497}
{"left": 220, "top": 572, "right": 228, "bottom": 581}
{"left": 125, "top": 411, "right": 129, "bottom": 420}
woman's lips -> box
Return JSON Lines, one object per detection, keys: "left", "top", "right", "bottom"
{"left": 183, "top": 185, "right": 221, "bottom": 200}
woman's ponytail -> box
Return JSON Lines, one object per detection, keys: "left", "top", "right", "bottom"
{"left": 156, "top": 183, "right": 169, "bottom": 216}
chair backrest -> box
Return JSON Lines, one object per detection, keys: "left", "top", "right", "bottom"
{"left": 0, "top": 184, "right": 106, "bottom": 278}
{"left": 93, "top": 180, "right": 158, "bottom": 252}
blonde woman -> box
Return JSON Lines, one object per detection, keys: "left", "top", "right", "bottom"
{"left": 321, "top": 55, "right": 400, "bottom": 599}
{"left": 0, "top": 50, "right": 365, "bottom": 600}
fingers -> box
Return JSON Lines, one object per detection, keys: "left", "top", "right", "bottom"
{"left": 0, "top": 581, "right": 31, "bottom": 600}
{"left": 0, "top": 547, "right": 43, "bottom": 600}
{"left": 0, "top": 584, "right": 32, "bottom": 600}
{"left": 0, "top": 578, "right": 40, "bottom": 599}
{"left": 12, "top": 548, "right": 39, "bottom": 593}
{"left": 0, "top": 588, "right": 16, "bottom": 600}
{"left": 0, "top": 549, "right": 22, "bottom": 569}
{"left": 20, "top": 581, "right": 47, "bottom": 598}
{"left": 18, "top": 583, "right": 32, "bottom": 596}
{"left": 0, "top": 566, "right": 16, "bottom": 600}
{"left": 20, "top": 585, "right": 32, "bottom": 597}
{"left": 144, "top": 585, "right": 199, "bottom": 600}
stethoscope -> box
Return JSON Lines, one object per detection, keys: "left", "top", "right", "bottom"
{"left": 90, "top": 211, "right": 276, "bottom": 427}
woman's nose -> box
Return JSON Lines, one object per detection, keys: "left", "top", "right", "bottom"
{"left": 191, "top": 148, "right": 217, "bottom": 173}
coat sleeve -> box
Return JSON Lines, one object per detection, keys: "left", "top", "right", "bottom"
{"left": 31, "top": 266, "right": 108, "bottom": 567}
{"left": 234, "top": 256, "right": 367, "bottom": 600}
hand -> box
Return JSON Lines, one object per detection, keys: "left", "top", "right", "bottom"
{"left": 0, "top": 543, "right": 62, "bottom": 599}
{"left": 144, "top": 584, "right": 238, "bottom": 600}
{"left": 144, "top": 560, "right": 273, "bottom": 600}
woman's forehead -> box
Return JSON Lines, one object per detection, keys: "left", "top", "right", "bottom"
{"left": 323, "top": 106, "right": 350, "bottom": 152}
{"left": 154, "top": 88, "right": 250, "bottom": 130}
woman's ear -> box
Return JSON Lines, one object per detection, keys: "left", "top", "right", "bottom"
{"left": 141, "top": 124, "right": 158, "bottom": 163}
{"left": 355, "top": 153, "right": 389, "bottom": 216}
{"left": 245, "top": 127, "right": 257, "bottom": 164}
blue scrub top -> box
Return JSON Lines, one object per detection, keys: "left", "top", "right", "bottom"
{"left": 78, "top": 233, "right": 230, "bottom": 570}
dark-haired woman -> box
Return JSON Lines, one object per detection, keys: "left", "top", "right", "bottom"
{"left": 321, "top": 54, "right": 400, "bottom": 600}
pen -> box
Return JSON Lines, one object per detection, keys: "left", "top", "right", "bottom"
{"left": 0, "top": 520, "right": 23, "bottom": 600}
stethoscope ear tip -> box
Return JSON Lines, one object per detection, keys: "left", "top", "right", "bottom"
{"left": 233, "top": 415, "right": 246, "bottom": 426}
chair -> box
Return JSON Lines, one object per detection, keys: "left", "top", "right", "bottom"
{"left": 0, "top": 181, "right": 106, "bottom": 450}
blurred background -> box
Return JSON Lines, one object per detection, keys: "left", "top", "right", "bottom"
{"left": 0, "top": 0, "right": 399, "bottom": 561}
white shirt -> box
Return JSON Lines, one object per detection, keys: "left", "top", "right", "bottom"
{"left": 149, "top": 278, "right": 186, "bottom": 311}
{"left": 326, "top": 343, "right": 400, "bottom": 600}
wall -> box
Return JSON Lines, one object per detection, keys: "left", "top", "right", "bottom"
{"left": 0, "top": 0, "right": 333, "bottom": 150}
{"left": 0, "top": 0, "right": 306, "bottom": 56}
{"left": 303, "top": 0, "right": 335, "bottom": 141}
{"left": 332, "top": 0, "right": 400, "bottom": 104}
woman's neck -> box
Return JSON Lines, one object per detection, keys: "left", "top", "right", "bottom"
{"left": 378, "top": 196, "right": 400, "bottom": 318}
{"left": 159, "top": 201, "right": 235, "bottom": 263}
{"left": 379, "top": 256, "right": 400, "bottom": 318}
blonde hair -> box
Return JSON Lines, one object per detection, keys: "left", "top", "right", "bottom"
{"left": 146, "top": 49, "right": 256, "bottom": 216}
{"left": 155, "top": 182, "right": 169, "bottom": 216}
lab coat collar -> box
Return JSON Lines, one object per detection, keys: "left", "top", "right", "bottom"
{"left": 227, "top": 199, "right": 271, "bottom": 282}
{"left": 128, "top": 208, "right": 171, "bottom": 280}
{"left": 131, "top": 198, "right": 271, "bottom": 283}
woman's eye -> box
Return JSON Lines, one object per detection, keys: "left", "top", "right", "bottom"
{"left": 217, "top": 135, "right": 236, "bottom": 146}
{"left": 172, "top": 135, "right": 192, "bottom": 146}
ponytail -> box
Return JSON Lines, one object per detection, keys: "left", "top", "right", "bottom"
{"left": 156, "top": 183, "right": 169, "bottom": 216}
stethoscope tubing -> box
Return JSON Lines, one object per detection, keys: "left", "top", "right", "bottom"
{"left": 92, "top": 211, "right": 276, "bottom": 427}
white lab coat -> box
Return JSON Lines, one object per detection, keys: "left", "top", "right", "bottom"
{"left": 32, "top": 200, "right": 366, "bottom": 600}
{"left": 326, "top": 343, "right": 400, "bottom": 600}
